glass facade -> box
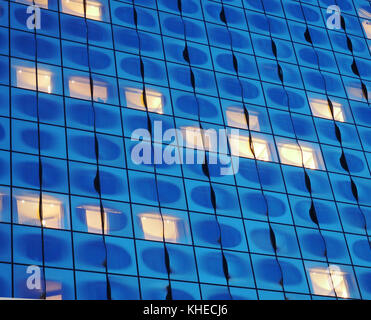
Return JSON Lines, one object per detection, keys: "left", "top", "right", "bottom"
{"left": 0, "top": 0, "right": 370, "bottom": 300}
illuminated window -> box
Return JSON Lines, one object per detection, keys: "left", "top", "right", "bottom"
{"left": 61, "top": 0, "right": 103, "bottom": 20}
{"left": 362, "top": 20, "right": 371, "bottom": 39}
{"left": 310, "top": 267, "right": 350, "bottom": 298}
{"left": 228, "top": 134, "right": 271, "bottom": 161}
{"left": 181, "top": 126, "right": 217, "bottom": 151}
{"left": 18, "top": 0, "right": 48, "bottom": 8}
{"left": 15, "top": 195, "right": 63, "bottom": 229}
{"left": 309, "top": 98, "right": 345, "bottom": 122}
{"left": 125, "top": 87, "right": 164, "bottom": 114}
{"left": 278, "top": 143, "right": 319, "bottom": 169}
{"left": 78, "top": 205, "right": 121, "bottom": 234}
{"left": 16, "top": 67, "right": 52, "bottom": 93}
{"left": 226, "top": 107, "right": 260, "bottom": 130}
{"left": 46, "top": 281, "right": 62, "bottom": 300}
{"left": 68, "top": 76, "right": 107, "bottom": 102}
{"left": 140, "top": 213, "right": 179, "bottom": 242}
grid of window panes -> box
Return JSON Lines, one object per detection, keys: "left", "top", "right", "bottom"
{"left": 0, "top": 0, "right": 370, "bottom": 300}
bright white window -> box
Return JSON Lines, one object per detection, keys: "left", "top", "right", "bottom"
{"left": 310, "top": 267, "right": 350, "bottom": 298}
{"left": 140, "top": 213, "right": 179, "bottom": 242}
{"left": 228, "top": 134, "right": 271, "bottom": 161}
{"left": 68, "top": 76, "right": 107, "bottom": 102}
{"left": 16, "top": 67, "right": 52, "bottom": 93}
{"left": 226, "top": 107, "right": 260, "bottom": 131}
{"left": 61, "top": 0, "right": 103, "bottom": 20}
{"left": 309, "top": 98, "right": 345, "bottom": 122}
{"left": 15, "top": 195, "right": 63, "bottom": 229}
{"left": 125, "top": 87, "right": 164, "bottom": 114}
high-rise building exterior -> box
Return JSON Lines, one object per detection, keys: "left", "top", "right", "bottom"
{"left": 0, "top": 0, "right": 370, "bottom": 300}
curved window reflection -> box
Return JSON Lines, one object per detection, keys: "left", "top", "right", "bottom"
{"left": 309, "top": 266, "right": 350, "bottom": 298}
{"left": 309, "top": 98, "right": 345, "bottom": 122}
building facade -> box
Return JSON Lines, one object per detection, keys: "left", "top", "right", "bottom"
{"left": 0, "top": 0, "right": 370, "bottom": 300}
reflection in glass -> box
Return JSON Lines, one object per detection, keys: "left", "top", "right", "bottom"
{"left": 310, "top": 266, "right": 349, "bottom": 298}
{"left": 309, "top": 98, "right": 345, "bottom": 122}
{"left": 16, "top": 67, "right": 52, "bottom": 93}
{"left": 78, "top": 205, "right": 121, "bottom": 234}
{"left": 61, "top": 0, "right": 103, "bottom": 20}
{"left": 15, "top": 195, "right": 63, "bottom": 229}
{"left": 125, "top": 87, "right": 164, "bottom": 114}
{"left": 140, "top": 213, "right": 179, "bottom": 242}
{"left": 68, "top": 76, "right": 107, "bottom": 102}
{"left": 226, "top": 107, "right": 260, "bottom": 130}
{"left": 229, "top": 134, "right": 271, "bottom": 161}
{"left": 278, "top": 143, "right": 320, "bottom": 169}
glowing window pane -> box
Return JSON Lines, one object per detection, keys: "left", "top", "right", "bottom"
{"left": 309, "top": 98, "right": 345, "bottom": 122}
{"left": 61, "top": 0, "right": 102, "bottom": 20}
{"left": 229, "top": 135, "right": 270, "bottom": 161}
{"left": 16, "top": 195, "right": 63, "bottom": 229}
{"left": 226, "top": 107, "right": 260, "bottom": 131}
{"left": 310, "top": 267, "right": 349, "bottom": 298}
{"left": 16, "top": 67, "right": 52, "bottom": 93}
{"left": 140, "top": 213, "right": 179, "bottom": 241}
{"left": 278, "top": 144, "right": 318, "bottom": 169}
{"left": 125, "top": 87, "right": 164, "bottom": 114}
{"left": 78, "top": 205, "right": 121, "bottom": 234}
{"left": 182, "top": 126, "right": 217, "bottom": 151}
{"left": 68, "top": 77, "right": 107, "bottom": 102}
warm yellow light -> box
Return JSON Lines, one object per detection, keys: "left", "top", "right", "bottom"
{"left": 181, "top": 126, "right": 217, "bottom": 151}
{"left": 68, "top": 77, "right": 107, "bottom": 102}
{"left": 310, "top": 267, "right": 349, "bottom": 298}
{"left": 16, "top": 195, "right": 63, "bottom": 229}
{"left": 16, "top": 67, "right": 52, "bottom": 93}
{"left": 78, "top": 205, "right": 121, "bottom": 234}
{"left": 125, "top": 87, "right": 164, "bottom": 114}
{"left": 45, "top": 281, "right": 62, "bottom": 300}
{"left": 226, "top": 107, "right": 260, "bottom": 130}
{"left": 279, "top": 144, "right": 318, "bottom": 169}
{"left": 140, "top": 213, "right": 179, "bottom": 241}
{"left": 309, "top": 98, "right": 345, "bottom": 122}
{"left": 228, "top": 134, "right": 270, "bottom": 161}
{"left": 362, "top": 20, "right": 371, "bottom": 39}
{"left": 62, "top": 0, "right": 102, "bottom": 20}
{"left": 18, "top": 0, "right": 48, "bottom": 8}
